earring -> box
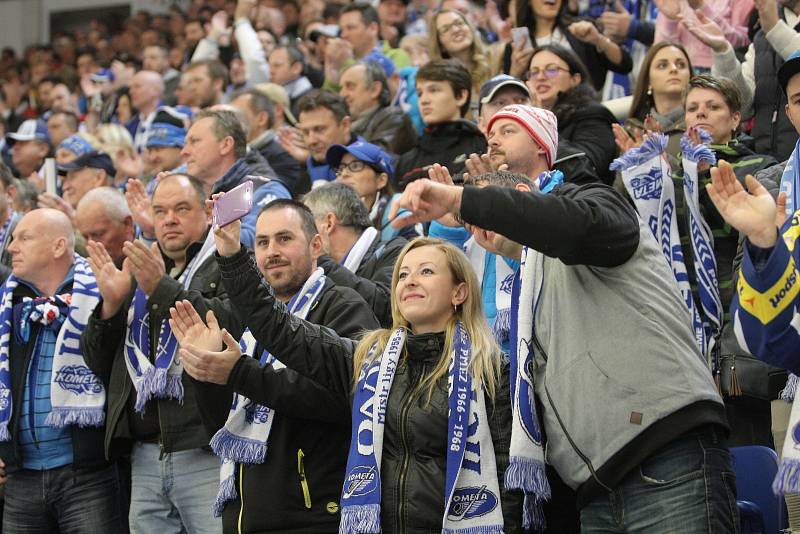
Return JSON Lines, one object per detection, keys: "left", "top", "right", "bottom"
{"left": 647, "top": 86, "right": 652, "bottom": 96}
{"left": 453, "top": 304, "right": 458, "bottom": 314}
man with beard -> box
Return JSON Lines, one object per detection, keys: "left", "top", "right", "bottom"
{"left": 174, "top": 199, "right": 377, "bottom": 533}
{"left": 182, "top": 60, "right": 227, "bottom": 109}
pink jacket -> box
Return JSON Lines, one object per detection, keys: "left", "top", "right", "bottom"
{"left": 655, "top": 0, "right": 750, "bottom": 69}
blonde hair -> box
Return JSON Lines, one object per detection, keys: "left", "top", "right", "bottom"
{"left": 352, "top": 237, "right": 501, "bottom": 402}
{"left": 96, "top": 123, "right": 136, "bottom": 158}
{"left": 429, "top": 10, "right": 492, "bottom": 92}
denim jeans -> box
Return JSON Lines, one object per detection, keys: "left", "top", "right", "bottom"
{"left": 3, "top": 463, "right": 126, "bottom": 533}
{"left": 580, "top": 426, "right": 739, "bottom": 534}
{"left": 129, "top": 442, "right": 221, "bottom": 534}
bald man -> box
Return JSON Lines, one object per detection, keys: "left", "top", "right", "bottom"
{"left": 75, "top": 187, "right": 135, "bottom": 268}
{"left": 0, "top": 208, "right": 126, "bottom": 533}
{"left": 128, "top": 70, "right": 165, "bottom": 152}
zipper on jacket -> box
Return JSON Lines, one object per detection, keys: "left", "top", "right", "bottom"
{"left": 238, "top": 463, "right": 245, "bottom": 534}
{"left": 157, "top": 402, "right": 166, "bottom": 460}
{"left": 395, "top": 382, "right": 417, "bottom": 534}
{"left": 297, "top": 449, "right": 312, "bottom": 509}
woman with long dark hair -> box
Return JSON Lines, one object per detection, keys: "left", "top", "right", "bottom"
{"left": 503, "top": 0, "right": 632, "bottom": 90}
{"left": 526, "top": 44, "right": 617, "bottom": 183}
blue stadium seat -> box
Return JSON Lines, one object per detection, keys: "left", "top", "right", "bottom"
{"left": 731, "top": 446, "right": 788, "bottom": 534}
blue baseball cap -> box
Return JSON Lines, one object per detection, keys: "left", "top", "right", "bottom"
{"left": 57, "top": 135, "right": 95, "bottom": 158}
{"left": 58, "top": 150, "right": 116, "bottom": 177}
{"left": 90, "top": 68, "right": 115, "bottom": 83}
{"left": 145, "top": 122, "right": 186, "bottom": 149}
{"left": 7, "top": 119, "right": 51, "bottom": 146}
{"left": 362, "top": 51, "right": 396, "bottom": 77}
{"left": 326, "top": 138, "right": 394, "bottom": 178}
{"left": 779, "top": 49, "right": 800, "bottom": 94}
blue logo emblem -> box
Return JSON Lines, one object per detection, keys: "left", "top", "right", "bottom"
{"left": 447, "top": 485, "right": 498, "bottom": 521}
{"left": 243, "top": 400, "right": 270, "bottom": 424}
{"left": 630, "top": 168, "right": 662, "bottom": 200}
{"left": 343, "top": 465, "right": 378, "bottom": 499}
{"left": 499, "top": 274, "right": 514, "bottom": 295}
{"left": 53, "top": 365, "right": 103, "bottom": 395}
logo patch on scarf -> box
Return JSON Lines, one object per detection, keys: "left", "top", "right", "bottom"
{"left": 446, "top": 485, "right": 498, "bottom": 521}
{"left": 343, "top": 465, "right": 378, "bottom": 498}
{"left": 630, "top": 168, "right": 663, "bottom": 200}
{"left": 53, "top": 365, "right": 103, "bottom": 395}
{"left": 0, "top": 385, "right": 9, "bottom": 410}
{"left": 499, "top": 274, "right": 514, "bottom": 295}
{"left": 243, "top": 400, "right": 270, "bottom": 424}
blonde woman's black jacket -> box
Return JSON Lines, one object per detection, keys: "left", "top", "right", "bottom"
{"left": 192, "top": 275, "right": 380, "bottom": 533}
{"left": 215, "top": 248, "right": 524, "bottom": 534}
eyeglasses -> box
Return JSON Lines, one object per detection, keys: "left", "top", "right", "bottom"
{"left": 437, "top": 18, "right": 467, "bottom": 35}
{"left": 335, "top": 160, "right": 372, "bottom": 175}
{"left": 528, "top": 64, "right": 571, "bottom": 79}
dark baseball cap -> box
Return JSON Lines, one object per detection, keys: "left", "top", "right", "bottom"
{"left": 779, "top": 49, "right": 800, "bottom": 94}
{"left": 58, "top": 151, "right": 116, "bottom": 177}
{"left": 478, "top": 74, "right": 530, "bottom": 112}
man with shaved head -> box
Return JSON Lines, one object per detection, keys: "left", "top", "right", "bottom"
{"left": 0, "top": 208, "right": 126, "bottom": 532}
{"left": 128, "top": 70, "right": 165, "bottom": 152}
{"left": 75, "top": 187, "right": 135, "bottom": 268}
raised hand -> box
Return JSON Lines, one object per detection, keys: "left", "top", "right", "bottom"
{"left": 754, "top": 0, "right": 780, "bottom": 32}
{"left": 169, "top": 300, "right": 223, "bottom": 352}
{"left": 389, "top": 178, "right": 463, "bottom": 228}
{"left": 87, "top": 240, "right": 132, "bottom": 319}
{"left": 123, "top": 240, "right": 166, "bottom": 296}
{"left": 613, "top": 123, "right": 644, "bottom": 153}
{"left": 125, "top": 178, "right": 155, "bottom": 238}
{"left": 427, "top": 164, "right": 462, "bottom": 228}
{"left": 509, "top": 39, "right": 535, "bottom": 79}
{"left": 654, "top": 0, "right": 683, "bottom": 20}
{"left": 683, "top": 10, "right": 729, "bottom": 53}
{"left": 599, "top": 0, "right": 633, "bottom": 42}
{"left": 235, "top": 0, "right": 257, "bottom": 21}
{"left": 276, "top": 126, "right": 309, "bottom": 163}
{"left": 38, "top": 192, "right": 75, "bottom": 221}
{"left": 706, "top": 160, "right": 778, "bottom": 248}
{"left": 568, "top": 21, "right": 604, "bottom": 45}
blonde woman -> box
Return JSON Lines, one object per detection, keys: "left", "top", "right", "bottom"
{"left": 169, "top": 228, "right": 524, "bottom": 533}
{"left": 429, "top": 9, "right": 501, "bottom": 115}
{"left": 95, "top": 123, "right": 143, "bottom": 185}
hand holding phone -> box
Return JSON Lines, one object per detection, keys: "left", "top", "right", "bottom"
{"left": 511, "top": 27, "right": 533, "bottom": 50}
{"left": 212, "top": 180, "right": 254, "bottom": 228}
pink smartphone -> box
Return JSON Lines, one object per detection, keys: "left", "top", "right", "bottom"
{"left": 213, "top": 180, "right": 253, "bottom": 227}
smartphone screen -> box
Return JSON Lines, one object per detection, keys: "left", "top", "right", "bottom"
{"left": 511, "top": 27, "right": 533, "bottom": 49}
{"left": 213, "top": 180, "right": 254, "bottom": 228}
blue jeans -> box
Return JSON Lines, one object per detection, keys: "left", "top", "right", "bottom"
{"left": 3, "top": 463, "right": 126, "bottom": 533}
{"left": 129, "top": 442, "right": 221, "bottom": 534}
{"left": 580, "top": 426, "right": 739, "bottom": 534}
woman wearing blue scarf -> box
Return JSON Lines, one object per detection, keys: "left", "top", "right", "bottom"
{"left": 170, "top": 229, "right": 524, "bottom": 533}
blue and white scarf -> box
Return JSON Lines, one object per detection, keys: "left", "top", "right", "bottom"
{"left": 210, "top": 268, "right": 326, "bottom": 517}
{"left": 123, "top": 231, "right": 216, "bottom": 412}
{"left": 506, "top": 246, "right": 550, "bottom": 531}
{"left": 772, "top": 140, "right": 800, "bottom": 494}
{"left": 611, "top": 133, "right": 721, "bottom": 365}
{"left": 465, "top": 242, "right": 516, "bottom": 346}
{"left": 342, "top": 227, "right": 379, "bottom": 273}
{"left": 340, "top": 324, "right": 504, "bottom": 534}
{"left": 0, "top": 255, "right": 105, "bottom": 439}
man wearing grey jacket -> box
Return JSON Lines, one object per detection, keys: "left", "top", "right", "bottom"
{"left": 392, "top": 170, "right": 737, "bottom": 531}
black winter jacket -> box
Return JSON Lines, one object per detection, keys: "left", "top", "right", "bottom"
{"left": 216, "top": 248, "right": 524, "bottom": 533}
{"left": 193, "top": 275, "right": 379, "bottom": 533}
{"left": 81, "top": 238, "right": 242, "bottom": 458}
{"left": 393, "top": 120, "right": 487, "bottom": 190}
{"left": 317, "top": 233, "right": 407, "bottom": 328}
{"left": 552, "top": 85, "right": 617, "bottom": 184}
{"left": 0, "top": 279, "right": 108, "bottom": 473}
